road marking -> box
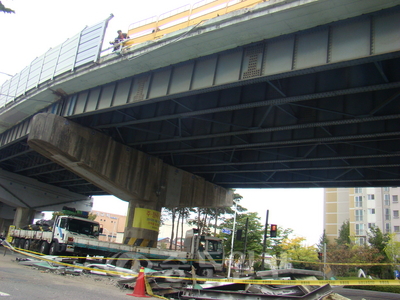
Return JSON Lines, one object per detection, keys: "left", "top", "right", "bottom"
{"left": 0, "top": 291, "right": 10, "bottom": 296}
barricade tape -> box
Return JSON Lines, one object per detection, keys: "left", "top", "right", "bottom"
{"left": 10, "top": 251, "right": 394, "bottom": 267}
{"left": 287, "top": 259, "right": 398, "bottom": 266}
{"left": 4, "top": 245, "right": 400, "bottom": 287}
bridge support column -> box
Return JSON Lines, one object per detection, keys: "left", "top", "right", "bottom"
{"left": 124, "top": 201, "right": 162, "bottom": 247}
{"left": 14, "top": 207, "right": 35, "bottom": 229}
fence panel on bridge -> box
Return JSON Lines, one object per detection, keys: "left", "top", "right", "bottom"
{"left": 0, "top": 15, "right": 112, "bottom": 109}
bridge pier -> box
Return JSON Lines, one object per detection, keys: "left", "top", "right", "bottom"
{"left": 27, "top": 113, "right": 232, "bottom": 246}
{"left": 14, "top": 207, "right": 35, "bottom": 230}
{"left": 123, "top": 201, "right": 162, "bottom": 247}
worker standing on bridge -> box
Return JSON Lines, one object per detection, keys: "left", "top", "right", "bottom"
{"left": 111, "top": 30, "right": 129, "bottom": 52}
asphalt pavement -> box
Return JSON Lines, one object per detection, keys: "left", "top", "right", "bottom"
{"left": 0, "top": 246, "right": 160, "bottom": 299}
{"left": 332, "top": 286, "right": 400, "bottom": 300}
{"left": 1, "top": 244, "right": 400, "bottom": 299}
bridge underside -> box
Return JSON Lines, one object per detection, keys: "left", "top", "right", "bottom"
{"left": 0, "top": 4, "right": 400, "bottom": 194}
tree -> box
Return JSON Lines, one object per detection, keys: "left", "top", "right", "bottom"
{"left": 326, "top": 243, "right": 386, "bottom": 277}
{"left": 368, "top": 226, "right": 390, "bottom": 253}
{"left": 336, "top": 220, "right": 351, "bottom": 246}
{"left": 368, "top": 226, "right": 392, "bottom": 278}
{"left": 188, "top": 190, "right": 243, "bottom": 236}
{"left": 384, "top": 233, "right": 400, "bottom": 264}
{"left": 219, "top": 211, "right": 264, "bottom": 269}
{"left": 317, "top": 230, "right": 329, "bottom": 253}
{"left": 281, "top": 236, "right": 319, "bottom": 270}
{"left": 0, "top": 1, "right": 15, "bottom": 14}
{"left": 267, "top": 227, "right": 293, "bottom": 269}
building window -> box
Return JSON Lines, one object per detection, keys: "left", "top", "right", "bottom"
{"left": 368, "top": 208, "right": 375, "bottom": 214}
{"left": 384, "top": 194, "right": 390, "bottom": 201}
{"left": 385, "top": 197, "right": 390, "bottom": 206}
{"left": 384, "top": 187, "right": 390, "bottom": 192}
{"left": 355, "top": 188, "right": 362, "bottom": 193}
{"left": 386, "top": 223, "right": 390, "bottom": 233}
{"left": 355, "top": 237, "right": 366, "bottom": 246}
{"left": 385, "top": 208, "right": 390, "bottom": 221}
{"left": 367, "top": 194, "right": 375, "bottom": 200}
{"left": 355, "top": 223, "right": 364, "bottom": 236}
{"left": 393, "top": 195, "right": 399, "bottom": 203}
{"left": 355, "top": 210, "right": 363, "bottom": 221}
{"left": 394, "top": 226, "right": 400, "bottom": 233}
{"left": 368, "top": 223, "right": 375, "bottom": 228}
{"left": 355, "top": 196, "right": 363, "bottom": 207}
{"left": 394, "top": 210, "right": 399, "bottom": 219}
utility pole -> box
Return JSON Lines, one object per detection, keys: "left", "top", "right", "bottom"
{"left": 261, "top": 210, "right": 269, "bottom": 270}
{"left": 227, "top": 200, "right": 238, "bottom": 278}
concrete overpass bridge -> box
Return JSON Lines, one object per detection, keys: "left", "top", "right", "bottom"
{"left": 1, "top": 0, "right": 400, "bottom": 243}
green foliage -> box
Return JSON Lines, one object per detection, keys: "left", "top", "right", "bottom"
{"left": 219, "top": 211, "right": 263, "bottom": 256}
{"left": 267, "top": 227, "right": 293, "bottom": 268}
{"left": 336, "top": 220, "right": 351, "bottom": 246}
{"left": 368, "top": 226, "right": 390, "bottom": 253}
{"left": 368, "top": 226, "right": 393, "bottom": 278}
{"left": 317, "top": 230, "right": 329, "bottom": 253}
{"left": 326, "top": 243, "right": 387, "bottom": 277}
{"left": 282, "top": 236, "right": 319, "bottom": 270}
{"left": 0, "top": 1, "right": 15, "bottom": 13}
{"left": 384, "top": 233, "right": 400, "bottom": 264}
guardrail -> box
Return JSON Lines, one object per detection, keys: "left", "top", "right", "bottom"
{"left": 0, "top": 15, "right": 113, "bottom": 109}
{"left": 125, "top": 0, "right": 265, "bottom": 47}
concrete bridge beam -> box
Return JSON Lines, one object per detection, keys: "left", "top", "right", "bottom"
{"left": 27, "top": 113, "right": 233, "bottom": 246}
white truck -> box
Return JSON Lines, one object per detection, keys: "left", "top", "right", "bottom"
{"left": 9, "top": 209, "right": 224, "bottom": 276}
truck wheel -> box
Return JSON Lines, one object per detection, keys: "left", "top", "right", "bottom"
{"left": 23, "top": 239, "right": 31, "bottom": 250}
{"left": 40, "top": 241, "right": 50, "bottom": 254}
{"left": 49, "top": 242, "right": 58, "bottom": 255}
{"left": 12, "top": 238, "right": 20, "bottom": 247}
{"left": 17, "top": 239, "right": 25, "bottom": 248}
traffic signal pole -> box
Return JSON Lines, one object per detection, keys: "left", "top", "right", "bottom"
{"left": 261, "top": 210, "right": 269, "bottom": 270}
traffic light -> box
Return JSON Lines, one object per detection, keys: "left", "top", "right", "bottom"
{"left": 318, "top": 252, "right": 323, "bottom": 261}
{"left": 270, "top": 224, "right": 277, "bottom": 237}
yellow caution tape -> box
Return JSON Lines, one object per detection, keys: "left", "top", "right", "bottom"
{"left": 6, "top": 246, "right": 400, "bottom": 286}
{"left": 288, "top": 259, "right": 398, "bottom": 266}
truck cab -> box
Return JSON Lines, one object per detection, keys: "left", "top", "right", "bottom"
{"left": 183, "top": 229, "right": 224, "bottom": 277}
{"left": 54, "top": 215, "right": 101, "bottom": 253}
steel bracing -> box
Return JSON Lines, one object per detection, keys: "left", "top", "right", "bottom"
{"left": 0, "top": 2, "right": 399, "bottom": 195}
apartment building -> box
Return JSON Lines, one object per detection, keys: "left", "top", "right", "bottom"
{"left": 324, "top": 187, "right": 400, "bottom": 245}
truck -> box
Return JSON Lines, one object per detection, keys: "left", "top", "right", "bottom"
{"left": 9, "top": 209, "right": 224, "bottom": 277}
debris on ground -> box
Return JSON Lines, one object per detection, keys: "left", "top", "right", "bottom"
{"left": 2, "top": 241, "right": 351, "bottom": 299}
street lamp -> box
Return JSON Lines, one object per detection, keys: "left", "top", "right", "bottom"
{"left": 227, "top": 200, "right": 238, "bottom": 278}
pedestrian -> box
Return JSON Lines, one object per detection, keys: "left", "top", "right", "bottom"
{"left": 111, "top": 30, "right": 129, "bottom": 51}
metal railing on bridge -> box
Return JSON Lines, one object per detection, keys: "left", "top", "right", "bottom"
{"left": 0, "top": 15, "right": 113, "bottom": 110}
{"left": 125, "top": 0, "right": 265, "bottom": 48}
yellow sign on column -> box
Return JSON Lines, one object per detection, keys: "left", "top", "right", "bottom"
{"left": 132, "top": 208, "right": 160, "bottom": 232}
{"left": 6, "top": 225, "right": 15, "bottom": 243}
